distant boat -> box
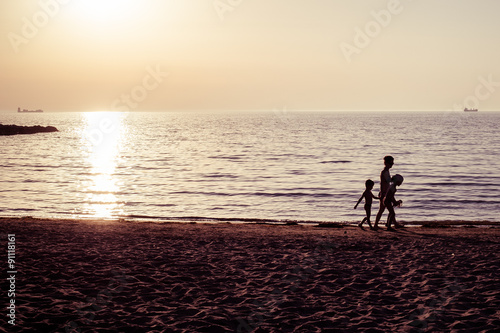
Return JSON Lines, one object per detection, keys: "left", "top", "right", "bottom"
{"left": 18, "top": 107, "right": 43, "bottom": 113}
{"left": 464, "top": 108, "right": 478, "bottom": 112}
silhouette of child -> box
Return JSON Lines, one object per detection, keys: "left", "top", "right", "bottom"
{"left": 374, "top": 155, "right": 394, "bottom": 230}
{"left": 384, "top": 174, "right": 404, "bottom": 230}
{"left": 354, "top": 179, "right": 379, "bottom": 229}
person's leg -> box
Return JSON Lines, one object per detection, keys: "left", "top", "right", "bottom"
{"left": 365, "top": 205, "right": 373, "bottom": 229}
{"left": 392, "top": 203, "right": 403, "bottom": 228}
{"left": 358, "top": 216, "right": 367, "bottom": 227}
{"left": 386, "top": 204, "right": 395, "bottom": 229}
{"left": 374, "top": 199, "right": 385, "bottom": 229}
{"left": 394, "top": 214, "right": 403, "bottom": 228}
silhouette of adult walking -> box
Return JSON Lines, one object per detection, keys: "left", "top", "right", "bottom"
{"left": 373, "top": 156, "right": 393, "bottom": 230}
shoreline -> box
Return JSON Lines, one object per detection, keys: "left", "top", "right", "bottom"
{"left": 1, "top": 217, "right": 499, "bottom": 332}
{"left": 1, "top": 216, "right": 499, "bottom": 228}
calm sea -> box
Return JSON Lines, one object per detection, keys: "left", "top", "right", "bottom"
{"left": 1, "top": 111, "right": 499, "bottom": 223}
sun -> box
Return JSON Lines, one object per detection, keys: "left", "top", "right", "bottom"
{"left": 72, "top": 0, "right": 139, "bottom": 24}
{"left": 66, "top": 1, "right": 189, "bottom": 40}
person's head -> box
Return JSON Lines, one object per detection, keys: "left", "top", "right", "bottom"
{"left": 392, "top": 174, "right": 404, "bottom": 186}
{"left": 365, "top": 179, "right": 374, "bottom": 190}
{"left": 384, "top": 155, "right": 394, "bottom": 168}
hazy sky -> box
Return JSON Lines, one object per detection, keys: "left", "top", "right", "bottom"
{"left": 1, "top": 0, "right": 499, "bottom": 112}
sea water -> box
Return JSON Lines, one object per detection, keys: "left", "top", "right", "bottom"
{"left": 1, "top": 111, "right": 499, "bottom": 223}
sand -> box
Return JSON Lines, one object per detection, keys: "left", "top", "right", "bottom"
{"left": 1, "top": 217, "right": 499, "bottom": 332}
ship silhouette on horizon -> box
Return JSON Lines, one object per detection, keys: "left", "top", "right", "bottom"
{"left": 17, "top": 107, "right": 43, "bottom": 113}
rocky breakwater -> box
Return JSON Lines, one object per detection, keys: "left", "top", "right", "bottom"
{"left": 0, "top": 124, "right": 58, "bottom": 136}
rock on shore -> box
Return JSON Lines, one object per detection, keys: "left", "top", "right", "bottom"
{"left": 0, "top": 124, "right": 58, "bottom": 136}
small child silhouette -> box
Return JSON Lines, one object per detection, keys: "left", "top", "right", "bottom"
{"left": 354, "top": 179, "right": 379, "bottom": 229}
{"left": 384, "top": 174, "right": 404, "bottom": 230}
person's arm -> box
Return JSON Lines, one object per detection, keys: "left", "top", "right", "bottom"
{"left": 371, "top": 192, "right": 380, "bottom": 199}
{"left": 354, "top": 194, "right": 364, "bottom": 209}
{"left": 390, "top": 191, "right": 399, "bottom": 206}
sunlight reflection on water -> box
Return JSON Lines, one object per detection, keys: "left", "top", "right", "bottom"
{"left": 80, "top": 112, "right": 126, "bottom": 219}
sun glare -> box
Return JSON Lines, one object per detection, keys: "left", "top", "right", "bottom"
{"left": 72, "top": 0, "right": 138, "bottom": 24}
{"left": 81, "top": 112, "right": 126, "bottom": 219}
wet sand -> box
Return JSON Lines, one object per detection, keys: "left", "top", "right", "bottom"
{"left": 1, "top": 217, "right": 499, "bottom": 332}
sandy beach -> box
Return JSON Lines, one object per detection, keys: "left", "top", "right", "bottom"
{"left": 1, "top": 217, "right": 499, "bottom": 332}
